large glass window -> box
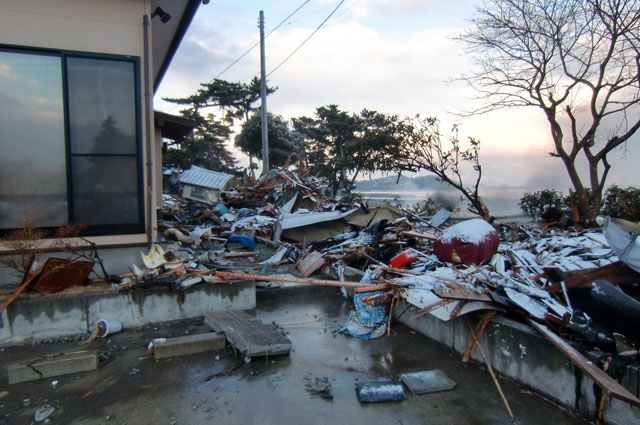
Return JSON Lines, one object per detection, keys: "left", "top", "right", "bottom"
{"left": 0, "top": 48, "right": 142, "bottom": 235}
{"left": 0, "top": 51, "right": 67, "bottom": 228}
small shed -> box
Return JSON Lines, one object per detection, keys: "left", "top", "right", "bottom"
{"left": 180, "top": 165, "right": 235, "bottom": 203}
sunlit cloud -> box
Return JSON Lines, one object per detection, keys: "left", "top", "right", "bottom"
{"left": 155, "top": 0, "right": 640, "bottom": 192}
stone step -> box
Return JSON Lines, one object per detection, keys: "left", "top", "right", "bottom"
{"left": 204, "top": 310, "right": 291, "bottom": 357}
{"left": 8, "top": 350, "right": 97, "bottom": 384}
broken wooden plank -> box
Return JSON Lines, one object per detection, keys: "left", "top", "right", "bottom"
{"left": 546, "top": 261, "right": 638, "bottom": 293}
{"left": 528, "top": 319, "right": 640, "bottom": 408}
{"left": 401, "top": 230, "right": 438, "bottom": 241}
{"left": 204, "top": 310, "right": 291, "bottom": 357}
{"left": 465, "top": 317, "right": 515, "bottom": 422}
{"left": 296, "top": 250, "right": 325, "bottom": 277}
{"left": 432, "top": 287, "right": 492, "bottom": 302}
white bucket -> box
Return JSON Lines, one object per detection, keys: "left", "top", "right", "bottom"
{"left": 97, "top": 318, "right": 122, "bottom": 337}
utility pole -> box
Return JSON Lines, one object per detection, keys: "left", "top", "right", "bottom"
{"left": 259, "top": 10, "right": 269, "bottom": 177}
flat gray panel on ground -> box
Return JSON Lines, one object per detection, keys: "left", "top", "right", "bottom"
{"left": 204, "top": 310, "right": 291, "bottom": 357}
{"left": 400, "top": 370, "right": 457, "bottom": 394}
{"left": 356, "top": 380, "right": 406, "bottom": 403}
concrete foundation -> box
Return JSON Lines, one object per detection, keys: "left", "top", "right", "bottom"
{"left": 0, "top": 280, "right": 255, "bottom": 346}
{"left": 395, "top": 303, "right": 640, "bottom": 425}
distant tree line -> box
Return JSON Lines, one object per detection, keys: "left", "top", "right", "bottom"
{"left": 164, "top": 85, "right": 487, "bottom": 216}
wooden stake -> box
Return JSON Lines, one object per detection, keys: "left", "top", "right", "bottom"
{"left": 465, "top": 317, "right": 515, "bottom": 422}
{"left": 596, "top": 356, "right": 612, "bottom": 425}
{"left": 0, "top": 264, "right": 44, "bottom": 315}
{"left": 386, "top": 296, "right": 397, "bottom": 337}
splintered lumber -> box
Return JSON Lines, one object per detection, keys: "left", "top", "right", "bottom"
{"left": 363, "top": 291, "right": 394, "bottom": 307}
{"left": 215, "top": 271, "right": 387, "bottom": 289}
{"left": 432, "top": 287, "right": 492, "bottom": 302}
{"left": 465, "top": 318, "right": 515, "bottom": 422}
{"left": 296, "top": 250, "right": 325, "bottom": 277}
{"left": 380, "top": 266, "right": 423, "bottom": 276}
{"left": 401, "top": 230, "right": 438, "bottom": 241}
{"left": 354, "top": 284, "right": 392, "bottom": 294}
{"left": 545, "top": 261, "right": 638, "bottom": 293}
{"left": 528, "top": 319, "right": 640, "bottom": 408}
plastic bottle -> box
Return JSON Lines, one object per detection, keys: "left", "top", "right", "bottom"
{"left": 389, "top": 249, "right": 419, "bottom": 268}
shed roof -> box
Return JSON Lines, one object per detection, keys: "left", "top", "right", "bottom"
{"left": 179, "top": 165, "right": 233, "bottom": 190}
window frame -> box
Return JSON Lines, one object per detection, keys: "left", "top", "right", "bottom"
{"left": 0, "top": 44, "right": 145, "bottom": 237}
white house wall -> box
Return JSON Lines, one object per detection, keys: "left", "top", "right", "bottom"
{"left": 0, "top": 0, "right": 158, "bottom": 245}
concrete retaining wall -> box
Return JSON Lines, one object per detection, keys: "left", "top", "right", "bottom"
{"left": 0, "top": 280, "right": 255, "bottom": 346}
{"left": 396, "top": 303, "right": 640, "bottom": 425}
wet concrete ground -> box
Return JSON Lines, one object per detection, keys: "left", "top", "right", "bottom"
{"left": 0, "top": 286, "right": 590, "bottom": 425}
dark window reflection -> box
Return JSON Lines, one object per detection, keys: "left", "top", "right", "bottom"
{"left": 67, "top": 57, "right": 136, "bottom": 155}
{"left": 71, "top": 157, "right": 139, "bottom": 225}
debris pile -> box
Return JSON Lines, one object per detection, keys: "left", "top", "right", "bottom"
{"left": 160, "top": 163, "right": 640, "bottom": 417}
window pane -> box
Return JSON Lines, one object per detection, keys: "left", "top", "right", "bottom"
{"left": 0, "top": 50, "right": 67, "bottom": 229}
{"left": 67, "top": 57, "right": 137, "bottom": 154}
{"left": 71, "top": 157, "right": 140, "bottom": 225}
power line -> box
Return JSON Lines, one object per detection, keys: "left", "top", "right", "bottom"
{"left": 267, "top": 0, "right": 345, "bottom": 77}
{"left": 164, "top": 0, "right": 313, "bottom": 113}
{"left": 214, "top": 0, "right": 312, "bottom": 79}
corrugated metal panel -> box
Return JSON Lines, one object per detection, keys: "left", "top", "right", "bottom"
{"left": 281, "top": 208, "right": 359, "bottom": 230}
{"left": 179, "top": 165, "right": 233, "bottom": 190}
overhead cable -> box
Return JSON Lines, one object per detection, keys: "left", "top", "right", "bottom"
{"left": 267, "top": 0, "right": 345, "bottom": 77}
{"left": 215, "top": 0, "right": 312, "bottom": 79}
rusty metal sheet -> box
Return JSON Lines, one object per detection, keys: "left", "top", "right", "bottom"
{"left": 32, "top": 258, "right": 94, "bottom": 293}
{"left": 528, "top": 319, "right": 640, "bottom": 408}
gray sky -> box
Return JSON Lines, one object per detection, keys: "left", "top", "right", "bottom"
{"left": 155, "top": 0, "right": 640, "bottom": 192}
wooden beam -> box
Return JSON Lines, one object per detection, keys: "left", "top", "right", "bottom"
{"left": 215, "top": 271, "right": 387, "bottom": 289}
{"left": 528, "top": 319, "right": 640, "bottom": 408}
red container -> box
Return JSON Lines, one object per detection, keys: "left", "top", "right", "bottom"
{"left": 389, "top": 249, "right": 419, "bottom": 268}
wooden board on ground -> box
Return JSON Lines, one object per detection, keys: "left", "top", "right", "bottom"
{"left": 432, "top": 287, "right": 492, "bottom": 302}
{"left": 204, "top": 310, "right": 292, "bottom": 357}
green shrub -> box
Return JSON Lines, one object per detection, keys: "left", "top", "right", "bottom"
{"left": 601, "top": 185, "right": 640, "bottom": 221}
{"left": 519, "top": 189, "right": 567, "bottom": 219}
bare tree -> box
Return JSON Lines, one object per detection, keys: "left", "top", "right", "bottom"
{"left": 457, "top": 0, "right": 640, "bottom": 221}
{"left": 401, "top": 117, "right": 489, "bottom": 218}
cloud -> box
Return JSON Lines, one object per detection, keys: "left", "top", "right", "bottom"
{"left": 342, "top": 0, "right": 438, "bottom": 18}
{"left": 156, "top": 2, "right": 640, "bottom": 190}
{"left": 0, "top": 62, "right": 11, "bottom": 78}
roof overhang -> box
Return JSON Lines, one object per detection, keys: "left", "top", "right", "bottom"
{"left": 151, "top": 0, "right": 202, "bottom": 92}
{"left": 154, "top": 110, "right": 197, "bottom": 142}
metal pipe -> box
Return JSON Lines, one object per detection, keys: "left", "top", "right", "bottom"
{"left": 143, "top": 14, "right": 154, "bottom": 245}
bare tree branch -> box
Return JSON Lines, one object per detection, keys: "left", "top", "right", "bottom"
{"left": 455, "top": 0, "right": 640, "bottom": 221}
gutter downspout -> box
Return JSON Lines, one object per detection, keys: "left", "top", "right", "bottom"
{"left": 143, "top": 14, "right": 154, "bottom": 246}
